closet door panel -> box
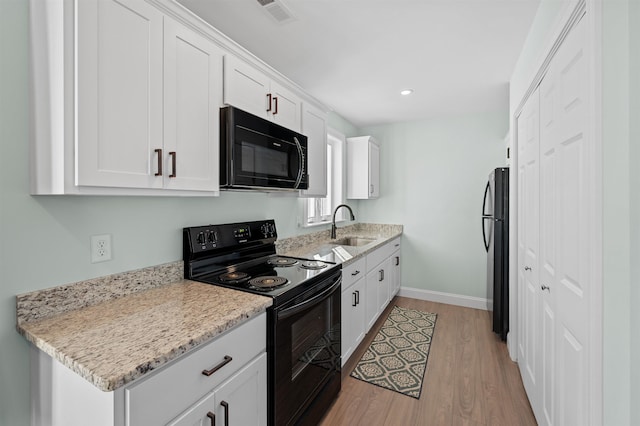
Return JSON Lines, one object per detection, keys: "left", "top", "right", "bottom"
{"left": 539, "top": 52, "right": 558, "bottom": 426}
{"left": 553, "top": 16, "right": 589, "bottom": 426}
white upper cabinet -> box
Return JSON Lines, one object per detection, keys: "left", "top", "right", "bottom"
{"left": 32, "top": 0, "right": 223, "bottom": 195}
{"left": 30, "top": 0, "right": 325, "bottom": 196}
{"left": 347, "top": 136, "right": 380, "bottom": 199}
{"left": 76, "top": 0, "right": 165, "bottom": 190}
{"left": 163, "top": 18, "right": 223, "bottom": 192}
{"left": 300, "top": 103, "right": 328, "bottom": 198}
{"left": 224, "top": 55, "right": 302, "bottom": 132}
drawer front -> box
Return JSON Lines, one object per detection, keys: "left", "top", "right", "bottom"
{"left": 126, "top": 312, "right": 266, "bottom": 426}
{"left": 342, "top": 257, "right": 366, "bottom": 289}
{"left": 367, "top": 237, "right": 401, "bottom": 271}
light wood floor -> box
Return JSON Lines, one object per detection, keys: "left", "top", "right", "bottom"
{"left": 319, "top": 296, "right": 537, "bottom": 426}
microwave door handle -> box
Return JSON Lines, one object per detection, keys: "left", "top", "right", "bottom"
{"left": 293, "top": 136, "right": 304, "bottom": 189}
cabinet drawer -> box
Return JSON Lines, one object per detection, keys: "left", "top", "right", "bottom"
{"left": 126, "top": 313, "right": 266, "bottom": 426}
{"left": 367, "top": 237, "right": 401, "bottom": 271}
{"left": 342, "top": 257, "right": 366, "bottom": 289}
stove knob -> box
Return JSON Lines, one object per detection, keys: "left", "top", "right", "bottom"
{"left": 196, "top": 232, "right": 206, "bottom": 245}
{"left": 208, "top": 231, "right": 217, "bottom": 243}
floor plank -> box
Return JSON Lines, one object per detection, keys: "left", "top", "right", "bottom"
{"left": 319, "top": 296, "right": 537, "bottom": 426}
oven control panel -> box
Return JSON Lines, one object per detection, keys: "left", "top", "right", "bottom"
{"left": 184, "top": 219, "right": 278, "bottom": 256}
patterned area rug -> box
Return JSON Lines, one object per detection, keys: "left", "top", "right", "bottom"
{"left": 350, "top": 305, "right": 437, "bottom": 399}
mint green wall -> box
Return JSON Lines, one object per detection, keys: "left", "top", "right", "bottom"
{"left": 0, "top": 1, "right": 357, "bottom": 423}
{"left": 359, "top": 111, "right": 508, "bottom": 299}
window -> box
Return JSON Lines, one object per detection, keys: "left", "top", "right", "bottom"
{"left": 303, "top": 129, "right": 345, "bottom": 226}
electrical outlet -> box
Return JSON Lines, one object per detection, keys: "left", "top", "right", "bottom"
{"left": 91, "top": 234, "right": 112, "bottom": 263}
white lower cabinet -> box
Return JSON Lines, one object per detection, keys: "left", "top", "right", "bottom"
{"left": 168, "top": 353, "right": 267, "bottom": 426}
{"left": 31, "top": 313, "right": 267, "bottom": 426}
{"left": 391, "top": 244, "right": 402, "bottom": 297}
{"left": 341, "top": 257, "right": 366, "bottom": 366}
{"left": 365, "top": 259, "right": 391, "bottom": 331}
{"left": 364, "top": 238, "right": 400, "bottom": 331}
{"left": 342, "top": 237, "right": 402, "bottom": 365}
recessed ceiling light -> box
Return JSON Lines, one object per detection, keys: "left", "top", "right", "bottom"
{"left": 400, "top": 89, "right": 413, "bottom": 96}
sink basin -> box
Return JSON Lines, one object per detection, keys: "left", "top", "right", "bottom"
{"left": 330, "top": 237, "right": 376, "bottom": 247}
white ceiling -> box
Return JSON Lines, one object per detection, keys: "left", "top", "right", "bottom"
{"left": 177, "top": 0, "right": 540, "bottom": 127}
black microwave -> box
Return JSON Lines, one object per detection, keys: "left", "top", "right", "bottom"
{"left": 220, "top": 106, "right": 309, "bottom": 191}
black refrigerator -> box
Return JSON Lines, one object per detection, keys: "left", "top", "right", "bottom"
{"left": 482, "top": 167, "right": 509, "bottom": 340}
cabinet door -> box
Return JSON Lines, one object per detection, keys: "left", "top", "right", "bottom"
{"left": 167, "top": 392, "right": 216, "bottom": 426}
{"left": 351, "top": 278, "right": 366, "bottom": 353}
{"left": 341, "top": 284, "right": 355, "bottom": 365}
{"left": 391, "top": 247, "right": 401, "bottom": 297}
{"left": 376, "top": 258, "right": 392, "bottom": 313}
{"left": 223, "top": 55, "right": 270, "bottom": 120}
{"left": 300, "top": 104, "right": 327, "bottom": 197}
{"left": 341, "top": 278, "right": 366, "bottom": 366}
{"left": 164, "top": 19, "right": 223, "bottom": 192}
{"left": 269, "top": 81, "right": 302, "bottom": 132}
{"left": 368, "top": 142, "right": 380, "bottom": 198}
{"left": 212, "top": 354, "right": 267, "bottom": 426}
{"left": 77, "top": 0, "right": 163, "bottom": 189}
{"left": 365, "top": 268, "right": 380, "bottom": 331}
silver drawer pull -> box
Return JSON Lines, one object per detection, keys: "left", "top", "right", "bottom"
{"left": 351, "top": 270, "right": 360, "bottom": 276}
{"left": 202, "top": 355, "right": 232, "bottom": 377}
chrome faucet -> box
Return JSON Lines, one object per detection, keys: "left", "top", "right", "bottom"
{"left": 331, "top": 204, "right": 355, "bottom": 239}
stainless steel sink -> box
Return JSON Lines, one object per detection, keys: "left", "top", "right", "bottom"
{"left": 330, "top": 237, "right": 376, "bottom": 247}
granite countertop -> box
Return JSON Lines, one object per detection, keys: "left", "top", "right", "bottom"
{"left": 15, "top": 223, "right": 400, "bottom": 394}
{"left": 17, "top": 279, "right": 272, "bottom": 392}
{"left": 277, "top": 223, "right": 403, "bottom": 265}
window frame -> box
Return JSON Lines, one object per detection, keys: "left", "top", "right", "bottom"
{"left": 302, "top": 128, "right": 346, "bottom": 227}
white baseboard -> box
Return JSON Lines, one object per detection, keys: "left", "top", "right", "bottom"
{"left": 398, "top": 286, "right": 489, "bottom": 311}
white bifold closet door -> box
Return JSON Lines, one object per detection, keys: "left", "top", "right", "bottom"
{"left": 517, "top": 14, "right": 592, "bottom": 426}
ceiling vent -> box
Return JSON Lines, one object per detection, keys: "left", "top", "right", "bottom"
{"left": 256, "top": 0, "right": 296, "bottom": 24}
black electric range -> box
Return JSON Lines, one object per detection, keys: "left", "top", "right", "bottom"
{"left": 183, "top": 219, "right": 342, "bottom": 426}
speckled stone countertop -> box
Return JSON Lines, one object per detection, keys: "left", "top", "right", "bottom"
{"left": 276, "top": 223, "right": 403, "bottom": 265}
{"left": 17, "top": 280, "right": 271, "bottom": 392}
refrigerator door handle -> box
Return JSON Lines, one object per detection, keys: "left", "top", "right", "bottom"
{"left": 482, "top": 180, "right": 492, "bottom": 252}
{"left": 482, "top": 216, "right": 492, "bottom": 252}
{"left": 482, "top": 180, "right": 491, "bottom": 216}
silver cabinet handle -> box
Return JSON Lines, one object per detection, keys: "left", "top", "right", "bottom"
{"left": 541, "top": 285, "right": 550, "bottom": 292}
{"left": 524, "top": 266, "right": 531, "bottom": 271}
{"left": 351, "top": 270, "right": 361, "bottom": 276}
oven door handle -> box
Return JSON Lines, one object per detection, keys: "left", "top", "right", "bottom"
{"left": 293, "top": 136, "right": 305, "bottom": 190}
{"left": 277, "top": 276, "right": 341, "bottom": 320}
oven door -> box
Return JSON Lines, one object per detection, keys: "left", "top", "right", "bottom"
{"left": 273, "top": 272, "right": 341, "bottom": 426}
